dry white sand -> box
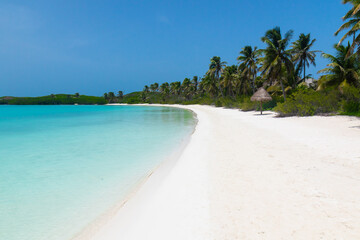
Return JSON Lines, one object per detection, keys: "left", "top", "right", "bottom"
{"left": 86, "top": 104, "right": 360, "bottom": 240}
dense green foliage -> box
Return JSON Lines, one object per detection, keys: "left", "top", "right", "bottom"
{"left": 341, "top": 85, "right": 360, "bottom": 114}
{"left": 0, "top": 94, "right": 106, "bottom": 105}
{"left": 274, "top": 89, "right": 340, "bottom": 116}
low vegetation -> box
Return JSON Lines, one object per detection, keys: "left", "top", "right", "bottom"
{"left": 0, "top": 94, "right": 106, "bottom": 105}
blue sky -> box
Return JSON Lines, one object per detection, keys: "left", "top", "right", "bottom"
{"left": 0, "top": 0, "right": 349, "bottom": 96}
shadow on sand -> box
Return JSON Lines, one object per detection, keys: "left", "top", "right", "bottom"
{"left": 253, "top": 113, "right": 272, "bottom": 116}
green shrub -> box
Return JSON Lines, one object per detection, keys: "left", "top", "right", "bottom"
{"left": 215, "top": 99, "right": 222, "bottom": 107}
{"left": 218, "top": 97, "right": 234, "bottom": 108}
{"left": 341, "top": 86, "right": 360, "bottom": 114}
{"left": 274, "top": 89, "right": 340, "bottom": 116}
{"left": 239, "top": 97, "right": 258, "bottom": 111}
{"left": 262, "top": 98, "right": 280, "bottom": 110}
{"left": 342, "top": 101, "right": 360, "bottom": 113}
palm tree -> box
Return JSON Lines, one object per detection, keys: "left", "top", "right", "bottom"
{"left": 75, "top": 93, "right": 80, "bottom": 98}
{"left": 170, "top": 82, "right": 177, "bottom": 95}
{"left": 142, "top": 85, "right": 150, "bottom": 101}
{"left": 104, "top": 93, "right": 108, "bottom": 100}
{"left": 335, "top": 0, "right": 360, "bottom": 55}
{"left": 220, "top": 65, "right": 237, "bottom": 97}
{"left": 160, "top": 82, "right": 170, "bottom": 101}
{"left": 191, "top": 76, "right": 198, "bottom": 93}
{"left": 237, "top": 46, "right": 260, "bottom": 93}
{"left": 197, "top": 81, "right": 205, "bottom": 96}
{"left": 118, "top": 91, "right": 123, "bottom": 100}
{"left": 234, "top": 65, "right": 252, "bottom": 96}
{"left": 201, "top": 74, "right": 218, "bottom": 97}
{"left": 291, "top": 33, "right": 318, "bottom": 83}
{"left": 207, "top": 56, "right": 227, "bottom": 96}
{"left": 150, "top": 83, "right": 159, "bottom": 92}
{"left": 108, "top": 92, "right": 115, "bottom": 103}
{"left": 160, "top": 82, "right": 170, "bottom": 93}
{"left": 260, "top": 27, "right": 294, "bottom": 101}
{"left": 143, "top": 85, "right": 150, "bottom": 93}
{"left": 317, "top": 43, "right": 360, "bottom": 90}
{"left": 182, "top": 78, "right": 192, "bottom": 100}
{"left": 174, "top": 81, "right": 181, "bottom": 95}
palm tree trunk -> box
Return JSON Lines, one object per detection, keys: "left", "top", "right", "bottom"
{"left": 218, "top": 84, "right": 224, "bottom": 97}
{"left": 280, "top": 79, "right": 286, "bottom": 101}
{"left": 216, "top": 72, "right": 224, "bottom": 97}
{"left": 251, "top": 72, "right": 255, "bottom": 94}
{"left": 303, "top": 59, "right": 306, "bottom": 83}
{"left": 252, "top": 70, "right": 256, "bottom": 94}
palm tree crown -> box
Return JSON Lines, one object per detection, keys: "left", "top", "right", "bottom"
{"left": 260, "top": 27, "right": 294, "bottom": 100}
{"left": 291, "top": 33, "right": 318, "bottom": 82}
{"left": 335, "top": 0, "right": 360, "bottom": 55}
{"left": 238, "top": 46, "right": 261, "bottom": 93}
{"left": 318, "top": 43, "right": 360, "bottom": 90}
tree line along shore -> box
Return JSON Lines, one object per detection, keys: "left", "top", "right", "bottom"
{"left": 2, "top": 1, "right": 360, "bottom": 117}
{"left": 106, "top": 1, "right": 360, "bottom": 117}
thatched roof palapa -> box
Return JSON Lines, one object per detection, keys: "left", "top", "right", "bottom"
{"left": 250, "top": 87, "right": 272, "bottom": 102}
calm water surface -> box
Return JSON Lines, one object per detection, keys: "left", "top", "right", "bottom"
{"left": 0, "top": 105, "right": 196, "bottom": 240}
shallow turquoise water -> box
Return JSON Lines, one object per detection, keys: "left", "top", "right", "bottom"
{"left": 0, "top": 105, "right": 196, "bottom": 240}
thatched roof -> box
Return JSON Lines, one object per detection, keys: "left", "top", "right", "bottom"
{"left": 250, "top": 87, "right": 272, "bottom": 102}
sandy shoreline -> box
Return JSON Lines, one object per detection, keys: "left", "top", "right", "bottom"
{"left": 86, "top": 104, "right": 360, "bottom": 239}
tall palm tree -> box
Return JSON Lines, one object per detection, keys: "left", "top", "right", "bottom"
{"left": 335, "top": 0, "right": 360, "bottom": 56}
{"left": 118, "top": 91, "right": 123, "bottom": 100}
{"left": 143, "top": 85, "right": 150, "bottom": 94}
{"left": 174, "top": 81, "right": 181, "bottom": 95}
{"left": 108, "top": 92, "right": 115, "bottom": 103}
{"left": 160, "top": 82, "right": 169, "bottom": 93}
{"left": 336, "top": 1, "right": 360, "bottom": 41}
{"left": 237, "top": 46, "right": 260, "bottom": 93}
{"left": 150, "top": 83, "right": 159, "bottom": 92}
{"left": 317, "top": 43, "right": 360, "bottom": 90}
{"left": 260, "top": 27, "right": 294, "bottom": 100}
{"left": 234, "top": 65, "right": 252, "bottom": 96}
{"left": 207, "top": 56, "right": 227, "bottom": 96}
{"left": 220, "top": 65, "right": 237, "bottom": 97}
{"left": 191, "top": 76, "right": 198, "bottom": 93}
{"left": 182, "top": 78, "right": 192, "bottom": 99}
{"left": 160, "top": 82, "right": 170, "bottom": 101}
{"left": 142, "top": 86, "right": 149, "bottom": 102}
{"left": 201, "top": 74, "right": 218, "bottom": 97}
{"left": 291, "top": 33, "right": 318, "bottom": 83}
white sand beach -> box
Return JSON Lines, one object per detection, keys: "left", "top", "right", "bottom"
{"left": 86, "top": 105, "right": 360, "bottom": 240}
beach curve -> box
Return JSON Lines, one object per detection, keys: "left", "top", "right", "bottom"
{"left": 85, "top": 104, "right": 360, "bottom": 240}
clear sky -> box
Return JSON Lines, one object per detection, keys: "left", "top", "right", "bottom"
{"left": 0, "top": 0, "right": 349, "bottom": 96}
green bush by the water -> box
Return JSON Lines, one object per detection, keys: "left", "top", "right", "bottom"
{"left": 274, "top": 89, "right": 340, "bottom": 116}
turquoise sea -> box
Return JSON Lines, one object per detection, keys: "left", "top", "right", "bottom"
{"left": 0, "top": 105, "right": 196, "bottom": 240}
